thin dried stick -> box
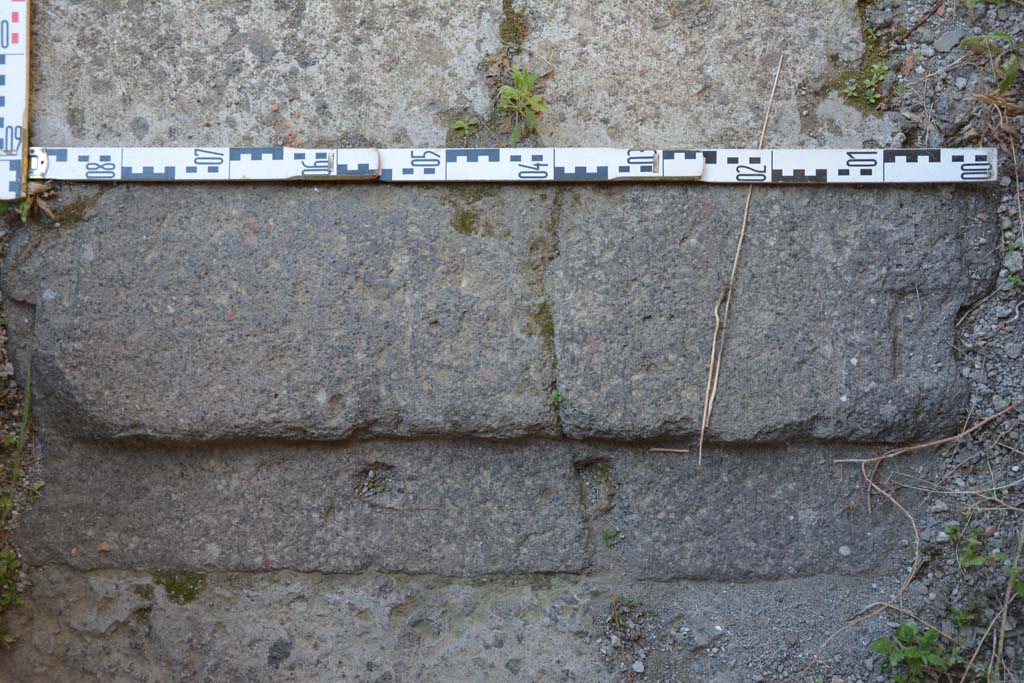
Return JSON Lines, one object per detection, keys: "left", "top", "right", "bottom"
{"left": 960, "top": 612, "right": 1000, "bottom": 683}
{"left": 834, "top": 404, "right": 1015, "bottom": 466}
{"left": 995, "top": 530, "right": 1024, "bottom": 673}
{"left": 698, "top": 54, "right": 783, "bottom": 465}
{"left": 898, "top": 0, "right": 944, "bottom": 43}
{"left": 1010, "top": 136, "right": 1023, "bottom": 246}
{"left": 648, "top": 448, "right": 689, "bottom": 453}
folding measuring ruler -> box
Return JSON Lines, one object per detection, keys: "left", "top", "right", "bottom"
{"left": 0, "top": 0, "right": 999, "bottom": 201}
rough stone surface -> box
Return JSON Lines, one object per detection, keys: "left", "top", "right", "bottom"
{"left": 2, "top": 0, "right": 1014, "bottom": 680}
{"left": 17, "top": 437, "right": 589, "bottom": 575}
{"left": 7, "top": 0, "right": 998, "bottom": 445}
{"left": 3, "top": 184, "right": 561, "bottom": 441}
{"left": 17, "top": 439, "right": 916, "bottom": 580}
{"left": 552, "top": 185, "right": 998, "bottom": 442}
{"left": 0, "top": 566, "right": 896, "bottom": 683}
{"left": 31, "top": 1, "right": 864, "bottom": 149}
{"left": 3, "top": 182, "right": 999, "bottom": 444}
{"left": 603, "top": 445, "right": 927, "bottom": 579}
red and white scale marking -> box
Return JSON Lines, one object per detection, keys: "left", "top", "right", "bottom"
{"left": 0, "top": 0, "right": 26, "bottom": 201}
{"left": 0, "top": 1, "right": 999, "bottom": 200}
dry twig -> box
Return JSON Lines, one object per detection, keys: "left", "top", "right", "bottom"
{"left": 698, "top": 54, "right": 783, "bottom": 465}
{"left": 898, "top": 1, "right": 945, "bottom": 43}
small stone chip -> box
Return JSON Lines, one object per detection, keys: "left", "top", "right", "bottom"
{"left": 97, "top": 542, "right": 111, "bottom": 553}
{"left": 632, "top": 660, "right": 645, "bottom": 673}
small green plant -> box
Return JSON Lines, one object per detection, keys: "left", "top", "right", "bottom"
{"left": 1009, "top": 273, "right": 1024, "bottom": 288}
{"left": 547, "top": 389, "right": 564, "bottom": 408}
{"left": 16, "top": 196, "right": 32, "bottom": 223}
{"left": 964, "top": 0, "right": 1005, "bottom": 8}
{"left": 1007, "top": 242, "right": 1020, "bottom": 254}
{"left": 600, "top": 527, "right": 620, "bottom": 547}
{"left": 843, "top": 62, "right": 889, "bottom": 105}
{"left": 1009, "top": 567, "right": 1024, "bottom": 598}
{"left": 961, "top": 32, "right": 1021, "bottom": 93}
{"left": 450, "top": 117, "right": 479, "bottom": 139}
{"left": 610, "top": 594, "right": 635, "bottom": 628}
{"left": 950, "top": 606, "right": 976, "bottom": 627}
{"left": 871, "top": 621, "right": 968, "bottom": 683}
{"left": 861, "top": 63, "right": 889, "bottom": 103}
{"left": 498, "top": 66, "right": 547, "bottom": 144}
{"left": 0, "top": 549, "right": 22, "bottom": 646}
{"left": 958, "top": 526, "right": 989, "bottom": 568}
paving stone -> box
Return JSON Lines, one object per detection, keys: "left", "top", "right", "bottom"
{"left": 18, "top": 438, "right": 919, "bottom": 580}
{"left": 552, "top": 185, "right": 999, "bottom": 442}
{"left": 3, "top": 183, "right": 561, "bottom": 441}
{"left": 16, "top": 437, "right": 588, "bottom": 575}
{"left": 599, "top": 444, "right": 929, "bottom": 579}
{"left": 4, "top": 182, "right": 999, "bottom": 444}
{"left": 31, "top": 1, "right": 864, "bottom": 149}
{"left": 0, "top": 566, "right": 895, "bottom": 683}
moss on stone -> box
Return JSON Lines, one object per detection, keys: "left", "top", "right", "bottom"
{"left": 56, "top": 192, "right": 103, "bottom": 230}
{"left": 132, "top": 583, "right": 155, "bottom": 601}
{"left": 830, "top": 0, "right": 902, "bottom": 115}
{"left": 452, "top": 207, "right": 481, "bottom": 235}
{"left": 499, "top": 0, "right": 528, "bottom": 47}
{"left": 151, "top": 569, "right": 207, "bottom": 605}
{"left": 532, "top": 301, "right": 555, "bottom": 350}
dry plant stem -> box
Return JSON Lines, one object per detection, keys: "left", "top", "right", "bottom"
{"left": 906, "top": 53, "right": 969, "bottom": 87}
{"left": 648, "top": 448, "right": 689, "bottom": 453}
{"left": 898, "top": 0, "right": 944, "bottom": 43}
{"left": 961, "top": 612, "right": 1001, "bottom": 683}
{"left": 697, "top": 54, "right": 783, "bottom": 465}
{"left": 834, "top": 403, "right": 1016, "bottom": 466}
{"left": 996, "top": 531, "right": 1024, "bottom": 673}
{"left": 1011, "top": 141, "right": 1023, "bottom": 245}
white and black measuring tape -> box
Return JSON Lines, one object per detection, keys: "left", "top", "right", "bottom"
{"left": 0, "top": 1, "right": 1000, "bottom": 202}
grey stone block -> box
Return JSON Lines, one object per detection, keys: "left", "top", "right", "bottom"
{"left": 17, "top": 437, "right": 588, "bottom": 575}
{"left": 596, "top": 443, "right": 927, "bottom": 579}
{"left": 3, "top": 184, "right": 560, "bottom": 441}
{"left": 31, "top": 1, "right": 865, "bottom": 149}
{"left": 18, "top": 437, "right": 918, "bottom": 580}
{"left": 552, "top": 185, "right": 999, "bottom": 442}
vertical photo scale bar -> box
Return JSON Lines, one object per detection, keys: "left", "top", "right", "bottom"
{"left": 0, "top": 0, "right": 28, "bottom": 199}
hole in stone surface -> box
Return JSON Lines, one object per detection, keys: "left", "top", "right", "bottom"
{"left": 353, "top": 462, "right": 396, "bottom": 498}
{"left": 574, "top": 458, "right": 616, "bottom": 514}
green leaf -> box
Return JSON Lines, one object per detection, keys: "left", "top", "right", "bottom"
{"left": 510, "top": 122, "right": 522, "bottom": 144}
{"left": 871, "top": 638, "right": 895, "bottom": 655}
{"left": 523, "top": 108, "right": 537, "bottom": 131}
{"left": 467, "top": 117, "right": 479, "bottom": 125}
{"left": 896, "top": 621, "right": 918, "bottom": 640}
{"left": 998, "top": 56, "right": 1020, "bottom": 93}
{"left": 960, "top": 552, "right": 987, "bottom": 567}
